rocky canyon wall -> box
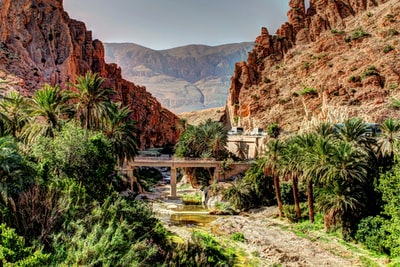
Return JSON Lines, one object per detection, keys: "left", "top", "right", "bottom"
{"left": 0, "top": 0, "right": 179, "bottom": 148}
{"left": 225, "top": 0, "right": 399, "bottom": 133}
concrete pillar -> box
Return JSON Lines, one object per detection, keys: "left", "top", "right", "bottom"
{"left": 170, "top": 167, "right": 177, "bottom": 199}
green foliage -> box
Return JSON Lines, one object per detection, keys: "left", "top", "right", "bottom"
{"left": 52, "top": 194, "right": 166, "bottom": 266}
{"left": 242, "top": 160, "right": 275, "bottom": 207}
{"left": 331, "top": 29, "right": 345, "bottom": 35}
{"left": 230, "top": 232, "right": 245, "bottom": 242}
{"left": 29, "top": 123, "right": 116, "bottom": 201}
{"left": 345, "top": 27, "right": 370, "bottom": 42}
{"left": 302, "top": 61, "right": 311, "bottom": 70}
{"left": 167, "top": 231, "right": 236, "bottom": 266}
{"left": 263, "top": 77, "right": 272, "bottom": 83}
{"left": 0, "top": 137, "right": 34, "bottom": 196}
{"left": 134, "top": 167, "right": 162, "bottom": 191}
{"left": 298, "top": 87, "right": 318, "bottom": 96}
{"left": 21, "top": 84, "right": 72, "bottom": 143}
{"left": 175, "top": 119, "right": 229, "bottom": 187}
{"left": 390, "top": 97, "right": 400, "bottom": 109}
{"left": 356, "top": 216, "right": 389, "bottom": 254}
{"left": 68, "top": 71, "right": 114, "bottom": 130}
{"left": 233, "top": 115, "right": 239, "bottom": 125}
{"left": 103, "top": 102, "right": 139, "bottom": 166}
{"left": 0, "top": 224, "right": 50, "bottom": 266}
{"left": 361, "top": 65, "right": 379, "bottom": 79}
{"left": 267, "top": 123, "right": 280, "bottom": 138}
{"left": 388, "top": 28, "right": 399, "bottom": 36}
{"left": 223, "top": 180, "right": 254, "bottom": 211}
{"left": 377, "top": 162, "right": 400, "bottom": 257}
{"left": 280, "top": 182, "right": 294, "bottom": 205}
{"left": 383, "top": 45, "right": 394, "bottom": 53}
{"left": 0, "top": 91, "right": 29, "bottom": 137}
{"left": 283, "top": 204, "right": 298, "bottom": 223}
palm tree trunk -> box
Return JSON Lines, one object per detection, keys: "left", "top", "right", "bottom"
{"left": 273, "top": 171, "right": 283, "bottom": 217}
{"left": 307, "top": 179, "right": 314, "bottom": 223}
{"left": 292, "top": 174, "right": 301, "bottom": 220}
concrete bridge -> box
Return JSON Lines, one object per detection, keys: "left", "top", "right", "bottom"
{"left": 119, "top": 156, "right": 251, "bottom": 198}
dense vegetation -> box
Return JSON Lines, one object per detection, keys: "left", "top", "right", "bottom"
{"left": 218, "top": 118, "right": 400, "bottom": 262}
{"left": 0, "top": 72, "right": 235, "bottom": 266}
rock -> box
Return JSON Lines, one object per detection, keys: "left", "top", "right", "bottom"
{"left": 0, "top": 0, "right": 180, "bottom": 149}
{"left": 202, "top": 182, "right": 231, "bottom": 209}
{"left": 224, "top": 0, "right": 398, "bottom": 133}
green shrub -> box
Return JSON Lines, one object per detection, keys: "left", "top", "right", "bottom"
{"left": 389, "top": 28, "right": 399, "bottom": 36}
{"left": 223, "top": 180, "right": 254, "bottom": 211}
{"left": 283, "top": 204, "right": 298, "bottom": 222}
{"left": 356, "top": 216, "right": 389, "bottom": 254}
{"left": 0, "top": 224, "right": 50, "bottom": 266}
{"left": 167, "top": 231, "right": 236, "bottom": 266}
{"left": 331, "top": 29, "right": 345, "bottom": 35}
{"left": 361, "top": 65, "right": 379, "bottom": 79}
{"left": 134, "top": 167, "right": 162, "bottom": 190}
{"left": 303, "top": 61, "right": 310, "bottom": 70}
{"left": 345, "top": 27, "right": 370, "bottom": 42}
{"left": 263, "top": 77, "right": 272, "bottom": 83}
{"left": 267, "top": 123, "right": 280, "bottom": 138}
{"left": 233, "top": 116, "right": 239, "bottom": 125}
{"left": 351, "top": 27, "right": 370, "bottom": 40}
{"left": 299, "top": 87, "right": 318, "bottom": 96}
{"left": 51, "top": 195, "right": 167, "bottom": 266}
{"left": 384, "top": 45, "right": 394, "bottom": 53}
{"left": 30, "top": 124, "right": 116, "bottom": 201}
{"left": 230, "top": 232, "right": 245, "bottom": 242}
{"left": 281, "top": 182, "right": 294, "bottom": 205}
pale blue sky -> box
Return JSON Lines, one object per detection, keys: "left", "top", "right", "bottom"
{"left": 63, "top": 0, "right": 290, "bottom": 50}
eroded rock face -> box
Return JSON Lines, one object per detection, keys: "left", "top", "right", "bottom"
{"left": 0, "top": 0, "right": 179, "bottom": 148}
{"left": 226, "top": 0, "right": 398, "bottom": 133}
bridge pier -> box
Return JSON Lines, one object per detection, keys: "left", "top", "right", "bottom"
{"left": 169, "top": 167, "right": 178, "bottom": 199}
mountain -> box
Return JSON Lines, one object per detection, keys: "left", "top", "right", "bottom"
{"left": 0, "top": 0, "right": 180, "bottom": 148}
{"left": 224, "top": 0, "right": 400, "bottom": 133}
{"left": 104, "top": 42, "right": 254, "bottom": 113}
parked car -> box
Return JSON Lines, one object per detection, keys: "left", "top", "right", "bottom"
{"left": 250, "top": 127, "right": 265, "bottom": 136}
{"left": 228, "top": 127, "right": 244, "bottom": 135}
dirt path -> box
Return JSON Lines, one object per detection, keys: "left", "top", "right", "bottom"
{"left": 210, "top": 207, "right": 358, "bottom": 266}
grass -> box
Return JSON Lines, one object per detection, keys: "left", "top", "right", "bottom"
{"left": 299, "top": 87, "right": 318, "bottom": 96}
{"left": 180, "top": 192, "right": 202, "bottom": 205}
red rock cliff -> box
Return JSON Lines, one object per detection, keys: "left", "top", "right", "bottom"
{"left": 0, "top": 0, "right": 180, "bottom": 148}
{"left": 226, "top": 0, "right": 399, "bottom": 132}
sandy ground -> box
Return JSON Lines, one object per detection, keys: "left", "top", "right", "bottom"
{"left": 147, "top": 184, "right": 382, "bottom": 266}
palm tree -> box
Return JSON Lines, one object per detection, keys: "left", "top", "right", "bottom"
{"left": 103, "top": 102, "right": 139, "bottom": 166}
{"left": 376, "top": 118, "right": 400, "bottom": 161}
{"left": 281, "top": 138, "right": 303, "bottom": 220}
{"left": 260, "top": 139, "right": 285, "bottom": 217}
{"left": 316, "top": 140, "right": 369, "bottom": 237}
{"left": 174, "top": 119, "right": 229, "bottom": 188}
{"left": 292, "top": 132, "right": 318, "bottom": 223}
{"left": 0, "top": 91, "right": 29, "bottom": 137}
{"left": 69, "top": 71, "right": 113, "bottom": 130}
{"left": 22, "top": 84, "right": 72, "bottom": 143}
{"left": 223, "top": 179, "right": 254, "bottom": 211}
{"left": 334, "top": 118, "right": 376, "bottom": 152}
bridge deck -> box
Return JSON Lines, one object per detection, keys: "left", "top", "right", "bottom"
{"left": 119, "top": 156, "right": 252, "bottom": 199}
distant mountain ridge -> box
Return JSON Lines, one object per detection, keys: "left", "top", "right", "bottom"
{"left": 104, "top": 42, "right": 254, "bottom": 113}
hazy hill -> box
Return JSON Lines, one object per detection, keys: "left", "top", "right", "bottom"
{"left": 104, "top": 42, "right": 253, "bottom": 113}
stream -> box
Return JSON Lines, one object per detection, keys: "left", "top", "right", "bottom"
{"left": 153, "top": 203, "right": 219, "bottom": 228}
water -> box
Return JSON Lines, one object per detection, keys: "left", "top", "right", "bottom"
{"left": 155, "top": 204, "right": 219, "bottom": 227}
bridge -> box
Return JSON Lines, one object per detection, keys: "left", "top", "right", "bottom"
{"left": 119, "top": 156, "right": 251, "bottom": 199}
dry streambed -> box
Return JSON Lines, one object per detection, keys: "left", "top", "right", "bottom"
{"left": 149, "top": 185, "right": 380, "bottom": 266}
{"left": 210, "top": 208, "right": 357, "bottom": 266}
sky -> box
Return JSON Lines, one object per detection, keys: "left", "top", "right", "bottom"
{"left": 63, "top": 0, "right": 290, "bottom": 50}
